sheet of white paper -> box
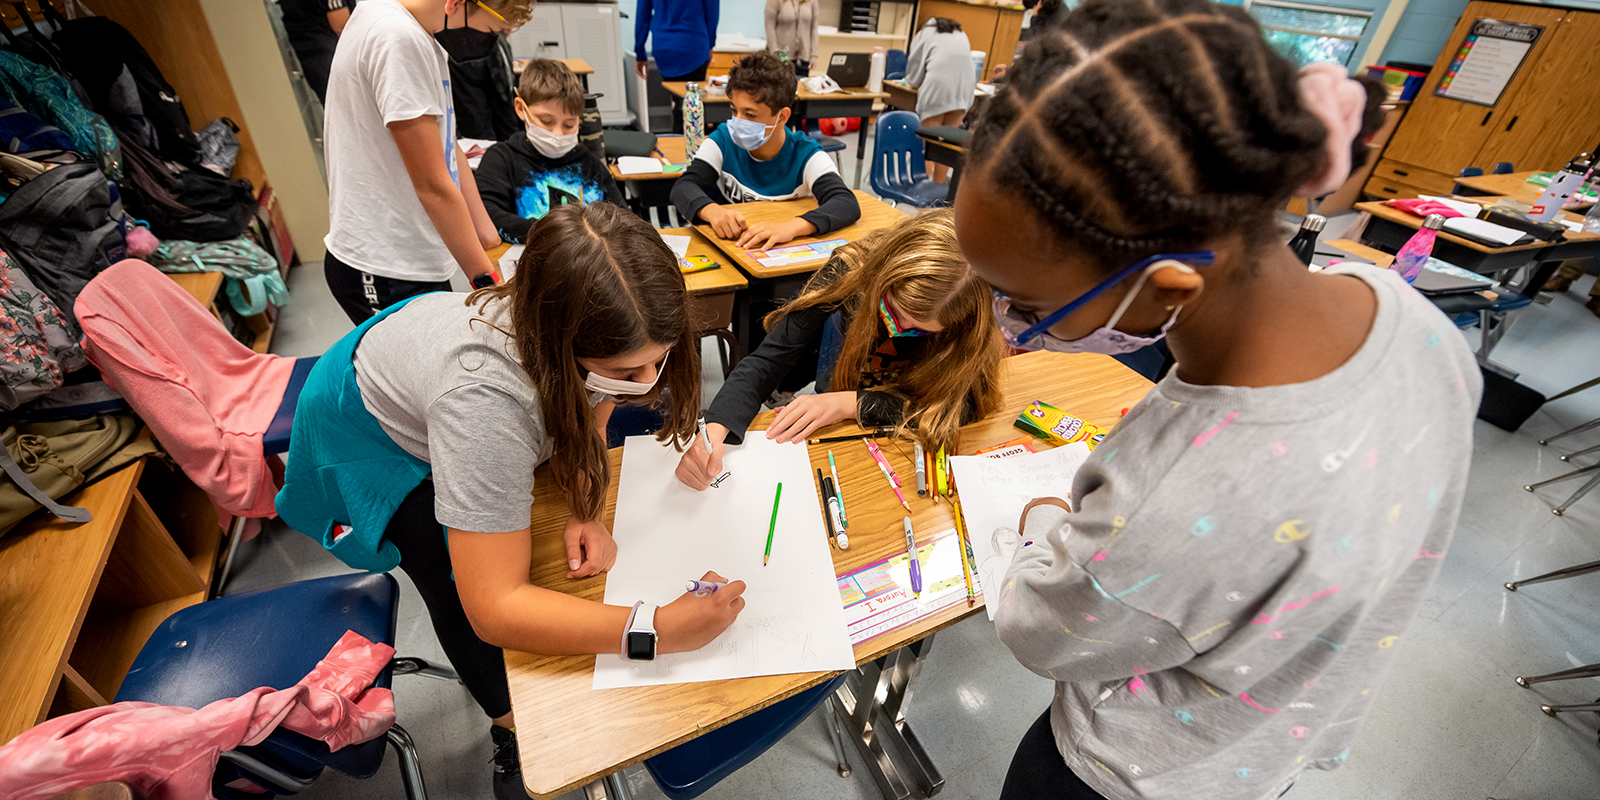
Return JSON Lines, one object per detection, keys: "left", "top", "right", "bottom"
{"left": 594, "top": 436, "right": 855, "bottom": 689}
{"left": 617, "top": 156, "right": 665, "bottom": 175}
{"left": 659, "top": 234, "right": 691, "bottom": 258}
{"left": 1560, "top": 218, "right": 1583, "bottom": 232}
{"left": 497, "top": 244, "right": 524, "bottom": 282}
{"left": 950, "top": 443, "right": 1093, "bottom": 620}
{"left": 1418, "top": 195, "right": 1484, "bottom": 218}
{"left": 1443, "top": 217, "right": 1526, "bottom": 246}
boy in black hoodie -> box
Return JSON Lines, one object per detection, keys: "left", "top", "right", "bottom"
{"left": 475, "top": 59, "right": 626, "bottom": 243}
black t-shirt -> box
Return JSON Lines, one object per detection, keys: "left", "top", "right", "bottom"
{"left": 278, "top": 0, "right": 352, "bottom": 102}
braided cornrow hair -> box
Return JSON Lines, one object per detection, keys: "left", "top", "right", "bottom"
{"left": 970, "top": 0, "right": 1378, "bottom": 270}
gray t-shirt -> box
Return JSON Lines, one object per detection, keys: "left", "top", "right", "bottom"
{"left": 994, "top": 265, "right": 1482, "bottom": 800}
{"left": 353, "top": 292, "right": 548, "bottom": 533}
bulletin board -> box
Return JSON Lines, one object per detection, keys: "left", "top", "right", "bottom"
{"left": 1433, "top": 18, "right": 1544, "bottom": 107}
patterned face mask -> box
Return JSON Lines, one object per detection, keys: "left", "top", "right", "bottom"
{"left": 878, "top": 297, "right": 929, "bottom": 338}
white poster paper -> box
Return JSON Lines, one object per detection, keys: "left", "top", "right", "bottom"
{"left": 593, "top": 436, "right": 856, "bottom": 689}
{"left": 950, "top": 443, "right": 1092, "bottom": 620}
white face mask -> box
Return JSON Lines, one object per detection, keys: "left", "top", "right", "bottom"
{"left": 526, "top": 123, "right": 578, "bottom": 158}
{"left": 584, "top": 352, "right": 668, "bottom": 399}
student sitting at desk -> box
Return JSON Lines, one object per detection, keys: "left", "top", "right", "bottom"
{"left": 950, "top": 2, "right": 1473, "bottom": 800}
{"left": 675, "top": 210, "right": 1006, "bottom": 489}
{"left": 475, "top": 59, "right": 626, "bottom": 243}
{"left": 277, "top": 205, "right": 747, "bottom": 800}
{"left": 670, "top": 51, "right": 861, "bottom": 250}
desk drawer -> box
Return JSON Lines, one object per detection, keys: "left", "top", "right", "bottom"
{"left": 1364, "top": 176, "right": 1435, "bottom": 202}
{"left": 1371, "top": 160, "right": 1455, "bottom": 195}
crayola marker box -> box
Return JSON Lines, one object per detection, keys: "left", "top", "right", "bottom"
{"left": 1015, "top": 400, "right": 1108, "bottom": 450}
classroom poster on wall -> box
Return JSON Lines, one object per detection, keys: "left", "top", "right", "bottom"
{"left": 1433, "top": 19, "right": 1543, "bottom": 107}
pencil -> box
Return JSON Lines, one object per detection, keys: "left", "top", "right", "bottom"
{"left": 952, "top": 494, "right": 976, "bottom": 607}
{"left": 764, "top": 482, "right": 783, "bottom": 566}
{"left": 808, "top": 427, "right": 894, "bottom": 444}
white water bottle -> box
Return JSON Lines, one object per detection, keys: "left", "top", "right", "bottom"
{"left": 1530, "top": 153, "right": 1592, "bottom": 222}
{"left": 868, "top": 47, "right": 885, "bottom": 93}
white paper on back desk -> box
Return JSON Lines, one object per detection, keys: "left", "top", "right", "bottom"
{"left": 949, "top": 442, "right": 1092, "bottom": 620}
{"left": 593, "top": 435, "right": 856, "bottom": 689}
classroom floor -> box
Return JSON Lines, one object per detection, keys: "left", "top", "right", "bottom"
{"left": 247, "top": 162, "right": 1600, "bottom": 799}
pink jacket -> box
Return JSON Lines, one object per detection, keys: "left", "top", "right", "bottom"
{"left": 75, "top": 259, "right": 296, "bottom": 521}
{"left": 0, "top": 631, "right": 396, "bottom": 800}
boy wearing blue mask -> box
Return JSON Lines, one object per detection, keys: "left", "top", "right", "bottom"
{"left": 671, "top": 51, "right": 861, "bottom": 250}
{"left": 476, "top": 59, "right": 626, "bottom": 243}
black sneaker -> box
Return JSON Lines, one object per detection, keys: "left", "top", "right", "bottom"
{"left": 490, "top": 725, "right": 526, "bottom": 800}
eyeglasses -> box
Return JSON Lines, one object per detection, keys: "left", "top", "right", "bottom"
{"left": 992, "top": 251, "right": 1216, "bottom": 347}
{"left": 470, "top": 0, "right": 512, "bottom": 28}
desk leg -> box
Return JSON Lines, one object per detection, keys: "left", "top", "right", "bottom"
{"left": 731, "top": 288, "right": 752, "bottom": 362}
{"left": 855, "top": 115, "right": 870, "bottom": 190}
{"left": 834, "top": 636, "right": 945, "bottom": 799}
{"left": 583, "top": 771, "right": 636, "bottom": 800}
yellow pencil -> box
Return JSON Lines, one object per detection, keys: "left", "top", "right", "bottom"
{"left": 952, "top": 494, "right": 976, "bottom": 607}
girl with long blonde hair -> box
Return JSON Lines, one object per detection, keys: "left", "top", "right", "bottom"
{"left": 677, "top": 209, "right": 1007, "bottom": 489}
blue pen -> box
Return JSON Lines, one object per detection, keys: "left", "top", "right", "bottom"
{"left": 903, "top": 516, "right": 922, "bottom": 596}
{"left": 686, "top": 579, "right": 727, "bottom": 595}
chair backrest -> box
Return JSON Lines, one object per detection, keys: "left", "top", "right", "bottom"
{"left": 1452, "top": 166, "right": 1486, "bottom": 197}
{"left": 885, "top": 48, "right": 907, "bottom": 81}
{"left": 1493, "top": 161, "right": 1514, "bottom": 174}
{"left": 870, "top": 110, "right": 930, "bottom": 198}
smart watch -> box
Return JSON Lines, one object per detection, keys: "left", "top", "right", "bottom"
{"left": 623, "top": 601, "right": 658, "bottom": 661}
{"left": 470, "top": 272, "right": 498, "bottom": 290}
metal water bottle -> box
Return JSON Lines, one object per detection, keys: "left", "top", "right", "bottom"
{"left": 683, "top": 82, "right": 706, "bottom": 160}
{"left": 1530, "top": 152, "right": 1593, "bottom": 222}
{"left": 1289, "top": 214, "right": 1326, "bottom": 267}
{"left": 1393, "top": 214, "right": 1444, "bottom": 284}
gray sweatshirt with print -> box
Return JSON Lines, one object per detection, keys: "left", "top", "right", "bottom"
{"left": 995, "top": 266, "right": 1482, "bottom": 800}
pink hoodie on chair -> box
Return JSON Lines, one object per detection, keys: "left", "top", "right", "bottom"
{"left": 75, "top": 260, "right": 296, "bottom": 522}
{"left": 0, "top": 631, "right": 397, "bottom": 800}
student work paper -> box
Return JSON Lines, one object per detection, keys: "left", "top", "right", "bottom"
{"left": 498, "top": 244, "right": 524, "bottom": 281}
{"left": 950, "top": 442, "right": 1092, "bottom": 620}
{"left": 617, "top": 156, "right": 665, "bottom": 175}
{"left": 593, "top": 436, "right": 856, "bottom": 689}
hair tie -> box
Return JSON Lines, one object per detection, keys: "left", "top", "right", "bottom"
{"left": 1294, "top": 62, "right": 1367, "bottom": 198}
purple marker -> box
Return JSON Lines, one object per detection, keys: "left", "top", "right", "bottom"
{"left": 903, "top": 517, "right": 922, "bottom": 596}
{"left": 686, "top": 579, "right": 727, "bottom": 596}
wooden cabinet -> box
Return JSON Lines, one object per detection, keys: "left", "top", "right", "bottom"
{"left": 914, "top": 0, "right": 1024, "bottom": 83}
{"left": 1373, "top": 0, "right": 1600, "bottom": 197}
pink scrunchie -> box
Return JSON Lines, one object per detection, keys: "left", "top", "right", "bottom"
{"left": 1295, "top": 62, "right": 1368, "bottom": 198}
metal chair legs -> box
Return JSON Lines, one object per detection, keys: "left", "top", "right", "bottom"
{"left": 1558, "top": 442, "right": 1600, "bottom": 462}
{"left": 1505, "top": 559, "right": 1600, "bottom": 591}
{"left": 386, "top": 724, "right": 430, "bottom": 800}
{"left": 822, "top": 696, "right": 853, "bottom": 777}
{"left": 1538, "top": 416, "right": 1600, "bottom": 446}
{"left": 1540, "top": 701, "right": 1600, "bottom": 717}
{"left": 211, "top": 514, "right": 250, "bottom": 598}
{"left": 392, "top": 656, "right": 463, "bottom": 683}
{"left": 1516, "top": 663, "right": 1600, "bottom": 687}
{"left": 1544, "top": 375, "right": 1600, "bottom": 403}
{"left": 1523, "top": 463, "right": 1600, "bottom": 515}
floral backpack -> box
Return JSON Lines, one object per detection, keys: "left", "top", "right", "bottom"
{"left": 0, "top": 248, "right": 87, "bottom": 411}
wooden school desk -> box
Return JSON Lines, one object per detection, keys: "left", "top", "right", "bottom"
{"left": 1354, "top": 199, "right": 1600, "bottom": 296}
{"left": 694, "top": 190, "right": 907, "bottom": 359}
{"left": 1453, "top": 170, "right": 1596, "bottom": 212}
{"left": 505, "top": 350, "right": 1154, "bottom": 799}
{"left": 609, "top": 135, "right": 688, "bottom": 226}
{"left": 661, "top": 82, "right": 890, "bottom": 189}
{"left": 915, "top": 128, "right": 965, "bottom": 202}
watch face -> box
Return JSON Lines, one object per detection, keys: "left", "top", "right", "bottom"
{"left": 626, "top": 630, "right": 656, "bottom": 661}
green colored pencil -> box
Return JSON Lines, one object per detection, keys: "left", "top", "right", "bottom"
{"left": 763, "top": 482, "right": 783, "bottom": 566}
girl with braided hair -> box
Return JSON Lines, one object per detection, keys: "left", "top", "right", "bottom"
{"left": 956, "top": 1, "right": 1482, "bottom": 798}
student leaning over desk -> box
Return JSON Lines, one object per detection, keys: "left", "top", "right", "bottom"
{"left": 277, "top": 205, "right": 748, "bottom": 800}
{"left": 951, "top": 1, "right": 1481, "bottom": 799}
{"left": 676, "top": 210, "right": 1008, "bottom": 490}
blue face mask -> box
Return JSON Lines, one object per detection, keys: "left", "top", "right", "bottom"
{"left": 726, "top": 116, "right": 779, "bottom": 151}
{"left": 992, "top": 252, "right": 1216, "bottom": 353}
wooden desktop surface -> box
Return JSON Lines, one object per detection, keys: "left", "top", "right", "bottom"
{"left": 1453, "top": 170, "right": 1596, "bottom": 210}
{"left": 507, "top": 350, "right": 1154, "bottom": 798}
{"left": 486, "top": 232, "right": 742, "bottom": 297}
{"left": 1325, "top": 239, "right": 1395, "bottom": 269}
{"left": 514, "top": 58, "right": 593, "bottom": 76}
{"left": 662, "top": 81, "right": 889, "bottom": 104}
{"left": 695, "top": 191, "right": 907, "bottom": 279}
{"left": 608, "top": 136, "right": 688, "bottom": 183}
{"left": 916, "top": 129, "right": 966, "bottom": 154}
{"left": 1354, "top": 199, "right": 1600, "bottom": 254}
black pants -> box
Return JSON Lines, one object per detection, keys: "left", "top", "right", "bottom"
{"left": 324, "top": 250, "right": 454, "bottom": 325}
{"left": 662, "top": 61, "right": 709, "bottom": 134}
{"left": 1000, "top": 711, "right": 1111, "bottom": 800}
{"left": 386, "top": 481, "right": 512, "bottom": 720}
{"left": 793, "top": 60, "right": 811, "bottom": 78}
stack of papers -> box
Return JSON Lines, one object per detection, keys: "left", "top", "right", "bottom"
{"left": 617, "top": 156, "right": 665, "bottom": 176}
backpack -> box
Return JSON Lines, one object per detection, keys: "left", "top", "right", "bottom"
{"left": 119, "top": 135, "right": 257, "bottom": 242}
{"left": 0, "top": 96, "right": 76, "bottom": 155}
{"left": 0, "top": 151, "right": 127, "bottom": 330}
{"left": 0, "top": 247, "right": 88, "bottom": 411}
{"left": 0, "top": 50, "right": 120, "bottom": 178}
{"left": 52, "top": 16, "right": 201, "bottom": 166}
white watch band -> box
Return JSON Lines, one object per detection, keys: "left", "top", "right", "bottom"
{"left": 621, "top": 601, "right": 641, "bottom": 657}
{"left": 635, "top": 603, "right": 657, "bottom": 634}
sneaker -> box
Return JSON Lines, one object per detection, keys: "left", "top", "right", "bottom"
{"left": 490, "top": 725, "right": 526, "bottom": 800}
{"left": 763, "top": 389, "right": 797, "bottom": 410}
{"left": 1545, "top": 274, "right": 1575, "bottom": 293}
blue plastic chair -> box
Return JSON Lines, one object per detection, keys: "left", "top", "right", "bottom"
{"left": 1453, "top": 162, "right": 1515, "bottom": 196}
{"left": 115, "top": 573, "right": 451, "bottom": 799}
{"left": 885, "top": 48, "right": 907, "bottom": 81}
{"left": 869, "top": 110, "right": 947, "bottom": 208}
{"left": 644, "top": 674, "right": 852, "bottom": 799}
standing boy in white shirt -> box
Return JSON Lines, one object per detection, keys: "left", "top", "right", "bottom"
{"left": 322, "top": 0, "right": 533, "bottom": 324}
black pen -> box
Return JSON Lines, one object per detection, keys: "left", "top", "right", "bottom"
{"left": 817, "top": 468, "right": 839, "bottom": 548}
{"left": 808, "top": 426, "right": 894, "bottom": 445}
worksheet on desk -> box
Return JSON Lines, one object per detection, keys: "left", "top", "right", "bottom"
{"left": 593, "top": 435, "right": 856, "bottom": 689}
{"left": 949, "top": 443, "right": 1092, "bottom": 620}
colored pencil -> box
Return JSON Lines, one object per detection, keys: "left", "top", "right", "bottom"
{"left": 764, "top": 482, "right": 783, "bottom": 566}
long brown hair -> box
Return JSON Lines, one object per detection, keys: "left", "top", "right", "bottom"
{"left": 765, "top": 210, "right": 1006, "bottom": 451}
{"left": 468, "top": 203, "right": 700, "bottom": 520}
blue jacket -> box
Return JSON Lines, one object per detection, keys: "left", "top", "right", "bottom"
{"left": 635, "top": 0, "right": 719, "bottom": 77}
{"left": 275, "top": 296, "right": 434, "bottom": 572}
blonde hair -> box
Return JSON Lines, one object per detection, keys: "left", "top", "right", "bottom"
{"left": 477, "top": 0, "right": 535, "bottom": 28}
{"left": 765, "top": 210, "right": 1007, "bottom": 451}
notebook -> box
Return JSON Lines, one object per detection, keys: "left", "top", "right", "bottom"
{"left": 1442, "top": 217, "right": 1532, "bottom": 247}
{"left": 1412, "top": 268, "right": 1491, "bottom": 296}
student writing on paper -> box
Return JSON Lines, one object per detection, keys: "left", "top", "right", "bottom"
{"left": 475, "top": 59, "right": 626, "bottom": 243}
{"left": 321, "top": 0, "right": 527, "bottom": 323}
{"left": 676, "top": 210, "right": 1007, "bottom": 490}
{"left": 951, "top": 3, "right": 1476, "bottom": 799}
{"left": 669, "top": 52, "right": 861, "bottom": 250}
{"left": 276, "top": 205, "right": 747, "bottom": 800}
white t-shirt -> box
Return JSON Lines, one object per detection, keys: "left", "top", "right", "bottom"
{"left": 323, "top": 0, "right": 459, "bottom": 282}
